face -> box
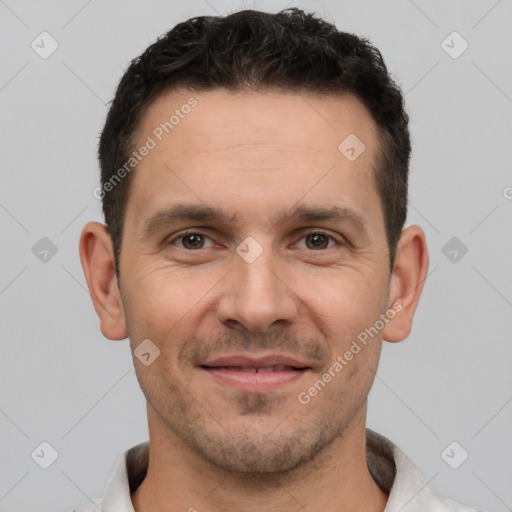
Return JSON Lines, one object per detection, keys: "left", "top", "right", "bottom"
{"left": 117, "top": 88, "right": 393, "bottom": 474}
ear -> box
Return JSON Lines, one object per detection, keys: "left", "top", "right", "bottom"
{"left": 382, "top": 224, "right": 429, "bottom": 343}
{"left": 79, "top": 221, "right": 128, "bottom": 340}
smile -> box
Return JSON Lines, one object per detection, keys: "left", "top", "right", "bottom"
{"left": 209, "top": 365, "right": 301, "bottom": 373}
{"left": 200, "top": 363, "right": 309, "bottom": 392}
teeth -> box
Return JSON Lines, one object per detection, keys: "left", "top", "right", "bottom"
{"left": 240, "top": 367, "right": 258, "bottom": 373}
{"left": 220, "top": 365, "right": 294, "bottom": 372}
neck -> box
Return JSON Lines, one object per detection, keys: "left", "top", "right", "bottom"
{"left": 131, "top": 405, "right": 388, "bottom": 512}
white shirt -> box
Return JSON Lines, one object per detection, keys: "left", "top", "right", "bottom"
{"left": 74, "top": 429, "right": 479, "bottom": 512}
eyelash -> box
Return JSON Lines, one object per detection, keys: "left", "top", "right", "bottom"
{"left": 168, "top": 229, "right": 345, "bottom": 250}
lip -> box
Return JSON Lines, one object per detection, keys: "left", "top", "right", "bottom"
{"left": 202, "top": 353, "right": 312, "bottom": 368}
{"left": 200, "top": 353, "right": 312, "bottom": 393}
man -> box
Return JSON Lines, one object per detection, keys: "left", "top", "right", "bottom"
{"left": 76, "top": 8, "right": 478, "bottom": 512}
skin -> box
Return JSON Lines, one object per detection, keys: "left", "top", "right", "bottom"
{"left": 80, "top": 88, "right": 429, "bottom": 512}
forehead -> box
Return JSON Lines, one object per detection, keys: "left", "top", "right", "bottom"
{"left": 137, "top": 87, "right": 377, "bottom": 160}
{"left": 126, "top": 88, "right": 382, "bottom": 235}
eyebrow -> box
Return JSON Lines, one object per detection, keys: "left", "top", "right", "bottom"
{"left": 141, "top": 203, "right": 369, "bottom": 240}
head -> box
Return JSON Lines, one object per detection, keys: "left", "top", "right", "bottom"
{"left": 81, "top": 8, "right": 428, "bottom": 475}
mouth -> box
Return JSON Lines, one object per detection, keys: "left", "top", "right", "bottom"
{"left": 199, "top": 354, "right": 312, "bottom": 392}
{"left": 205, "top": 364, "right": 306, "bottom": 373}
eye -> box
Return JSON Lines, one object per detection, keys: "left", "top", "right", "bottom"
{"left": 171, "top": 232, "right": 215, "bottom": 250}
{"left": 167, "top": 230, "right": 343, "bottom": 252}
{"left": 296, "top": 231, "right": 339, "bottom": 250}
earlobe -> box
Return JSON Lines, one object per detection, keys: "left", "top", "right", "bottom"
{"left": 382, "top": 225, "right": 429, "bottom": 343}
{"left": 79, "top": 222, "right": 128, "bottom": 340}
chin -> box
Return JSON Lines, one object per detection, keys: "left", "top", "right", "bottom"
{"left": 181, "top": 419, "right": 342, "bottom": 476}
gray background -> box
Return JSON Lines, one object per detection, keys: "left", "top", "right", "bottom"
{"left": 1, "top": 0, "right": 511, "bottom": 511}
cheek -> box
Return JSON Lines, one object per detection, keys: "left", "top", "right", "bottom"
{"left": 299, "top": 268, "right": 386, "bottom": 344}
{"left": 321, "top": 277, "right": 386, "bottom": 389}
{"left": 121, "top": 266, "right": 220, "bottom": 344}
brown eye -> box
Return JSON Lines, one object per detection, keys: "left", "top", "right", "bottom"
{"left": 182, "top": 234, "right": 205, "bottom": 249}
{"left": 172, "top": 233, "right": 214, "bottom": 250}
{"left": 304, "top": 232, "right": 331, "bottom": 250}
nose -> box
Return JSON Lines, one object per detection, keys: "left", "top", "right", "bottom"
{"left": 216, "top": 247, "right": 299, "bottom": 333}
